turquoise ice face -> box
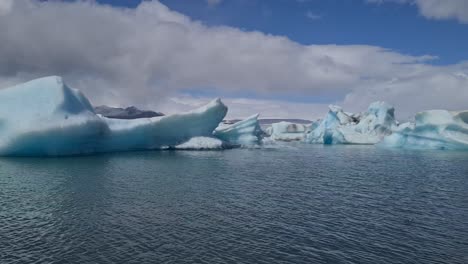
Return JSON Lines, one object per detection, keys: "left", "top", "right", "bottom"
{"left": 381, "top": 110, "right": 468, "bottom": 150}
{"left": 0, "top": 76, "right": 228, "bottom": 156}
{"left": 305, "top": 101, "right": 397, "bottom": 145}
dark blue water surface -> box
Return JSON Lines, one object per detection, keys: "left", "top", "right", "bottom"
{"left": 1, "top": 145, "right": 467, "bottom": 264}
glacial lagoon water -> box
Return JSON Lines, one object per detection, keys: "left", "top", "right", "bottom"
{"left": 1, "top": 144, "right": 467, "bottom": 264}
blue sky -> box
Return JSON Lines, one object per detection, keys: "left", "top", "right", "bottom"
{"left": 95, "top": 0, "right": 468, "bottom": 65}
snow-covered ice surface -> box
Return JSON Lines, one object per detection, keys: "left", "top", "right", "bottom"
{"left": 264, "top": 121, "right": 309, "bottom": 142}
{"left": 174, "top": 137, "right": 233, "bottom": 150}
{"left": 306, "top": 102, "right": 397, "bottom": 145}
{"left": 380, "top": 110, "right": 468, "bottom": 150}
{"left": 213, "top": 114, "right": 263, "bottom": 146}
{"left": 0, "top": 76, "right": 227, "bottom": 156}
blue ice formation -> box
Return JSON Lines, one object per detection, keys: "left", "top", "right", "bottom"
{"left": 174, "top": 114, "right": 262, "bottom": 150}
{"left": 0, "top": 76, "right": 228, "bottom": 156}
{"left": 380, "top": 110, "right": 468, "bottom": 150}
{"left": 306, "top": 102, "right": 397, "bottom": 145}
{"left": 264, "top": 122, "right": 309, "bottom": 142}
{"left": 213, "top": 114, "right": 263, "bottom": 146}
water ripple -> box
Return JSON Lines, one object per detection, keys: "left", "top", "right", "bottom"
{"left": 0, "top": 146, "right": 467, "bottom": 263}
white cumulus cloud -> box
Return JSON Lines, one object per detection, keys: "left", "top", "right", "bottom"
{"left": 0, "top": 0, "right": 467, "bottom": 119}
{"left": 367, "top": 0, "right": 468, "bottom": 23}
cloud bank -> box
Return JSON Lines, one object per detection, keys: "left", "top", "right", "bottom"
{"left": 368, "top": 0, "right": 468, "bottom": 23}
{"left": 0, "top": 0, "right": 467, "bottom": 119}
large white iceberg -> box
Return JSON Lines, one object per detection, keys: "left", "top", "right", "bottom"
{"left": 264, "top": 121, "right": 309, "bottom": 141}
{"left": 0, "top": 76, "right": 228, "bottom": 156}
{"left": 213, "top": 114, "right": 263, "bottom": 146}
{"left": 380, "top": 110, "right": 468, "bottom": 150}
{"left": 305, "top": 101, "right": 397, "bottom": 145}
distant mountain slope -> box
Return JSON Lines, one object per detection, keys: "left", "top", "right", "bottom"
{"left": 94, "top": 105, "right": 164, "bottom": 119}
{"left": 258, "top": 119, "right": 312, "bottom": 125}
{"left": 224, "top": 118, "right": 311, "bottom": 125}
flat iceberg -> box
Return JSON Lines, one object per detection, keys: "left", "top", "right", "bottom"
{"left": 306, "top": 101, "right": 397, "bottom": 145}
{"left": 0, "top": 76, "right": 227, "bottom": 156}
{"left": 213, "top": 114, "right": 263, "bottom": 146}
{"left": 265, "top": 121, "right": 309, "bottom": 141}
{"left": 380, "top": 110, "right": 468, "bottom": 150}
{"left": 174, "top": 136, "right": 233, "bottom": 150}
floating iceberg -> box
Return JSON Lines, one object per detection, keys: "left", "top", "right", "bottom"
{"left": 380, "top": 110, "right": 468, "bottom": 150}
{"left": 213, "top": 114, "right": 263, "bottom": 146}
{"left": 265, "top": 121, "right": 309, "bottom": 141}
{"left": 173, "top": 136, "right": 234, "bottom": 150}
{"left": 173, "top": 113, "right": 262, "bottom": 149}
{"left": 306, "top": 101, "right": 397, "bottom": 145}
{"left": 0, "top": 76, "right": 227, "bottom": 156}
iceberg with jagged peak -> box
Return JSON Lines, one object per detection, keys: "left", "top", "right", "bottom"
{"left": 213, "top": 114, "right": 263, "bottom": 146}
{"left": 306, "top": 101, "right": 397, "bottom": 145}
{"left": 380, "top": 110, "right": 468, "bottom": 150}
{"left": 264, "top": 121, "right": 309, "bottom": 141}
{"left": 0, "top": 76, "right": 228, "bottom": 156}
